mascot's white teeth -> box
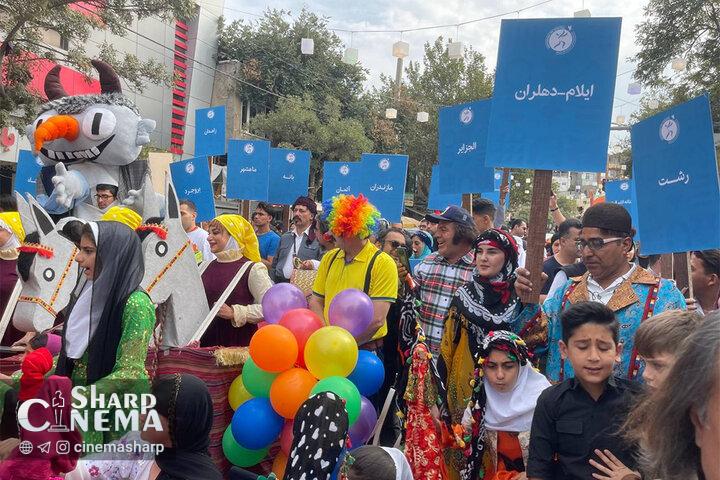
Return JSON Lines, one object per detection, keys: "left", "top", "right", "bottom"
{"left": 40, "top": 134, "right": 115, "bottom": 163}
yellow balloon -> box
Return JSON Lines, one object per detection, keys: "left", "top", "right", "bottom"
{"left": 228, "top": 374, "right": 253, "bottom": 410}
{"left": 304, "top": 326, "right": 358, "bottom": 379}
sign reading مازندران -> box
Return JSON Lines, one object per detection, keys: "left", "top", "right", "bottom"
{"left": 267, "top": 148, "right": 311, "bottom": 205}
{"left": 360, "top": 153, "right": 409, "bottom": 222}
{"left": 485, "top": 18, "right": 622, "bottom": 172}
{"left": 428, "top": 165, "right": 462, "bottom": 211}
{"left": 604, "top": 179, "right": 641, "bottom": 244}
{"left": 14, "top": 150, "right": 43, "bottom": 197}
{"left": 226, "top": 139, "right": 270, "bottom": 201}
{"left": 169, "top": 157, "right": 216, "bottom": 222}
{"left": 322, "top": 161, "right": 364, "bottom": 202}
{"left": 438, "top": 99, "right": 496, "bottom": 194}
{"left": 194, "top": 106, "right": 226, "bottom": 156}
{"left": 632, "top": 94, "right": 720, "bottom": 254}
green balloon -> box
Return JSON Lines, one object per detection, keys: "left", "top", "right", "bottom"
{"left": 222, "top": 427, "right": 269, "bottom": 467}
{"left": 310, "top": 376, "right": 361, "bottom": 425}
{"left": 242, "top": 356, "right": 277, "bottom": 397}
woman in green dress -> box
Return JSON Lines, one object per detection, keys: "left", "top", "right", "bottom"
{"left": 56, "top": 221, "right": 155, "bottom": 446}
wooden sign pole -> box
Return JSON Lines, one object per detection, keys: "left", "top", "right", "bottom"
{"left": 500, "top": 168, "right": 511, "bottom": 206}
{"left": 673, "top": 252, "right": 689, "bottom": 293}
{"left": 687, "top": 251, "right": 694, "bottom": 299}
{"left": 660, "top": 254, "right": 674, "bottom": 279}
{"left": 520, "top": 169, "right": 553, "bottom": 304}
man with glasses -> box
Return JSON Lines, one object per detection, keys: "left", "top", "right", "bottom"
{"left": 515, "top": 203, "right": 686, "bottom": 382}
{"left": 94, "top": 183, "right": 118, "bottom": 211}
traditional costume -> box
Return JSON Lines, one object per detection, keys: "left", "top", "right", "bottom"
{"left": 201, "top": 214, "right": 272, "bottom": 347}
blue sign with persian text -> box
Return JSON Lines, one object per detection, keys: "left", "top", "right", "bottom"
{"left": 14, "top": 150, "right": 43, "bottom": 197}
{"left": 268, "top": 148, "right": 311, "bottom": 205}
{"left": 226, "top": 139, "right": 270, "bottom": 201}
{"left": 428, "top": 165, "right": 462, "bottom": 211}
{"left": 632, "top": 94, "right": 719, "bottom": 254}
{"left": 323, "top": 161, "right": 364, "bottom": 202}
{"left": 605, "top": 179, "right": 640, "bottom": 243}
{"left": 194, "top": 106, "right": 226, "bottom": 156}
{"left": 485, "top": 18, "right": 622, "bottom": 171}
{"left": 170, "top": 157, "right": 215, "bottom": 222}
{"left": 360, "top": 153, "right": 409, "bottom": 222}
{"left": 438, "top": 99, "right": 495, "bottom": 194}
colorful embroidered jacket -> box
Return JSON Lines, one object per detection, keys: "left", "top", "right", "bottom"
{"left": 528, "top": 267, "right": 686, "bottom": 382}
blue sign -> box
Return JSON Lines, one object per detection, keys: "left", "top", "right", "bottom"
{"left": 322, "top": 161, "right": 364, "bottom": 202}
{"left": 632, "top": 95, "right": 720, "bottom": 254}
{"left": 438, "top": 99, "right": 496, "bottom": 194}
{"left": 605, "top": 179, "right": 640, "bottom": 243}
{"left": 268, "top": 148, "right": 311, "bottom": 205}
{"left": 428, "top": 165, "right": 462, "bottom": 211}
{"left": 170, "top": 157, "right": 216, "bottom": 222}
{"left": 226, "top": 140, "right": 270, "bottom": 201}
{"left": 360, "top": 153, "right": 409, "bottom": 222}
{"left": 485, "top": 18, "right": 622, "bottom": 171}
{"left": 14, "top": 150, "right": 43, "bottom": 197}
{"left": 194, "top": 106, "right": 226, "bottom": 156}
{"left": 481, "top": 169, "right": 504, "bottom": 205}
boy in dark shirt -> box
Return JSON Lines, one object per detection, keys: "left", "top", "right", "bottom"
{"left": 527, "top": 302, "right": 641, "bottom": 480}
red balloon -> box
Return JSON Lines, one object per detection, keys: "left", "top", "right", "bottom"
{"left": 279, "top": 309, "right": 325, "bottom": 367}
{"left": 280, "top": 420, "right": 293, "bottom": 456}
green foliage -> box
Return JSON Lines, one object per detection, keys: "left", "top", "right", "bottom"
{"left": 507, "top": 169, "right": 578, "bottom": 231}
{"left": 0, "top": 0, "right": 195, "bottom": 129}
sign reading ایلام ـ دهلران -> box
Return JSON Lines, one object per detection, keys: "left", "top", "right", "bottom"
{"left": 437, "top": 99, "right": 496, "bottom": 194}
{"left": 322, "top": 161, "right": 364, "bottom": 202}
{"left": 169, "top": 157, "right": 216, "bottom": 222}
{"left": 14, "top": 150, "right": 43, "bottom": 197}
{"left": 604, "top": 179, "right": 641, "bottom": 244}
{"left": 194, "top": 106, "right": 226, "bottom": 157}
{"left": 360, "top": 153, "right": 409, "bottom": 223}
{"left": 632, "top": 94, "right": 720, "bottom": 254}
{"left": 226, "top": 139, "right": 270, "bottom": 201}
{"left": 485, "top": 18, "right": 622, "bottom": 172}
{"left": 267, "top": 148, "right": 311, "bottom": 205}
{"left": 428, "top": 165, "right": 462, "bottom": 211}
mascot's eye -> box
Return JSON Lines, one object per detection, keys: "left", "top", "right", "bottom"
{"left": 30, "top": 112, "right": 55, "bottom": 135}
{"left": 43, "top": 268, "right": 55, "bottom": 281}
{"left": 155, "top": 241, "right": 168, "bottom": 257}
{"left": 81, "top": 108, "right": 116, "bottom": 140}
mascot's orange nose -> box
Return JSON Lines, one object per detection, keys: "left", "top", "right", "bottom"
{"left": 34, "top": 115, "right": 80, "bottom": 152}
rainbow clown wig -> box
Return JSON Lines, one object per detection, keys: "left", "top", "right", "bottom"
{"left": 324, "top": 194, "right": 381, "bottom": 239}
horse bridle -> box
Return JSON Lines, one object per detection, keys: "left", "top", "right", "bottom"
{"left": 17, "top": 245, "right": 79, "bottom": 318}
{"left": 144, "top": 239, "right": 191, "bottom": 294}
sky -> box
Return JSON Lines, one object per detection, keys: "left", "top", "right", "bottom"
{"left": 218, "top": 0, "right": 650, "bottom": 146}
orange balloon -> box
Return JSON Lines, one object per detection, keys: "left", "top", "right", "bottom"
{"left": 272, "top": 452, "right": 288, "bottom": 478}
{"left": 250, "top": 324, "right": 298, "bottom": 373}
{"left": 270, "top": 368, "right": 318, "bottom": 418}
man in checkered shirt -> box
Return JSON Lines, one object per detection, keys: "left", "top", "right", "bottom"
{"left": 413, "top": 206, "right": 478, "bottom": 354}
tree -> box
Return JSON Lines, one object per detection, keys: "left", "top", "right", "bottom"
{"left": 216, "top": 9, "right": 367, "bottom": 118}
{"left": 507, "top": 168, "right": 577, "bottom": 231}
{"left": 0, "top": 0, "right": 195, "bottom": 129}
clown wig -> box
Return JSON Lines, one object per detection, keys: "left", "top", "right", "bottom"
{"left": 324, "top": 194, "right": 380, "bottom": 239}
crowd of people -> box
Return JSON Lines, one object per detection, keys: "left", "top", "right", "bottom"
{"left": 0, "top": 189, "right": 718, "bottom": 480}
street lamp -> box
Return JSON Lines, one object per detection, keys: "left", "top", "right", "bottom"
{"left": 385, "top": 108, "right": 398, "bottom": 119}
{"left": 448, "top": 41, "right": 463, "bottom": 59}
{"left": 342, "top": 47, "right": 358, "bottom": 64}
{"left": 416, "top": 111, "right": 429, "bottom": 122}
{"left": 392, "top": 40, "right": 409, "bottom": 100}
{"left": 301, "top": 38, "right": 314, "bottom": 55}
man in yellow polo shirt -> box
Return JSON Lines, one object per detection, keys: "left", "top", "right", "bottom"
{"left": 310, "top": 195, "right": 398, "bottom": 349}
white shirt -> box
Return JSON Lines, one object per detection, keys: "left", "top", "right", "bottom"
{"left": 186, "top": 226, "right": 215, "bottom": 262}
{"left": 513, "top": 235, "right": 526, "bottom": 268}
{"left": 281, "top": 225, "right": 312, "bottom": 280}
{"left": 586, "top": 264, "right": 636, "bottom": 304}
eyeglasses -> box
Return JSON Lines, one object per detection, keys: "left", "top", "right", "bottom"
{"left": 384, "top": 240, "right": 403, "bottom": 249}
{"left": 95, "top": 194, "right": 115, "bottom": 200}
{"left": 575, "top": 237, "right": 623, "bottom": 251}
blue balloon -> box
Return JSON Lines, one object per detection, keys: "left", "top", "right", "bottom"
{"left": 347, "top": 350, "right": 385, "bottom": 397}
{"left": 231, "top": 397, "right": 284, "bottom": 450}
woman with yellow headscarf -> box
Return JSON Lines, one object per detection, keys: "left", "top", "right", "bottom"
{"left": 200, "top": 214, "right": 272, "bottom": 347}
{"left": 1, "top": 210, "right": 26, "bottom": 345}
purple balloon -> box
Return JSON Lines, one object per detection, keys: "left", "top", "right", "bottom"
{"left": 328, "top": 289, "right": 373, "bottom": 338}
{"left": 261, "top": 283, "right": 307, "bottom": 324}
{"left": 348, "top": 396, "right": 377, "bottom": 448}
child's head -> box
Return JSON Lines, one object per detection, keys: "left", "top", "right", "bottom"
{"left": 480, "top": 331, "right": 531, "bottom": 393}
{"left": 342, "top": 446, "right": 397, "bottom": 480}
{"left": 635, "top": 309, "right": 703, "bottom": 389}
{"left": 560, "top": 302, "right": 621, "bottom": 387}
{"left": 25, "top": 332, "right": 48, "bottom": 354}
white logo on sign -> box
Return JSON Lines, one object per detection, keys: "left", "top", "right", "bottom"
{"left": 35, "top": 157, "right": 45, "bottom": 167}
{"left": 378, "top": 158, "right": 391, "bottom": 171}
{"left": 459, "top": 108, "right": 473, "bottom": 125}
{"left": 620, "top": 182, "right": 629, "bottom": 191}
{"left": 494, "top": 172, "right": 502, "bottom": 180}
{"left": 546, "top": 26, "right": 575, "bottom": 54}
{"left": 206, "top": 109, "right": 215, "bottom": 119}
{"left": 185, "top": 162, "right": 195, "bottom": 175}
{"left": 340, "top": 165, "right": 350, "bottom": 176}
{"left": 659, "top": 116, "right": 679, "bottom": 143}
{"left": 244, "top": 143, "right": 255, "bottom": 154}
{"left": 286, "top": 152, "right": 296, "bottom": 163}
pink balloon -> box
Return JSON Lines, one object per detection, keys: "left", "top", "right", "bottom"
{"left": 328, "top": 289, "right": 373, "bottom": 339}
{"left": 280, "top": 420, "right": 294, "bottom": 456}
{"left": 279, "top": 309, "right": 325, "bottom": 367}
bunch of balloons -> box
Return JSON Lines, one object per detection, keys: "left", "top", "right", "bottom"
{"left": 222, "top": 284, "right": 386, "bottom": 470}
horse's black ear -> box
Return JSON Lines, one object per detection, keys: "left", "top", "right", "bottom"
{"left": 166, "top": 180, "right": 179, "bottom": 220}
{"left": 29, "top": 199, "right": 55, "bottom": 238}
